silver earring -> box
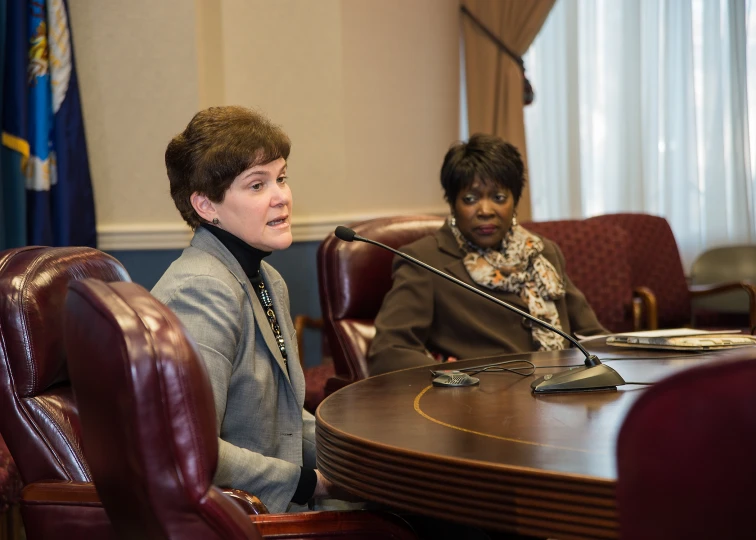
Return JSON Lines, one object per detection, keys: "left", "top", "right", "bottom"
{"left": 212, "top": 218, "right": 219, "bottom": 225}
{"left": 511, "top": 214, "right": 518, "bottom": 227}
{"left": 450, "top": 216, "right": 456, "bottom": 227}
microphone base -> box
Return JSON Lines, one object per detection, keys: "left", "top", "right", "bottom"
{"left": 531, "top": 363, "right": 625, "bottom": 394}
{"left": 432, "top": 372, "right": 480, "bottom": 387}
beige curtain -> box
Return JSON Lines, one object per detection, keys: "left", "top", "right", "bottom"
{"left": 462, "top": 0, "right": 555, "bottom": 221}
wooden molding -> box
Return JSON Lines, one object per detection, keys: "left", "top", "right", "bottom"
{"left": 97, "top": 209, "right": 447, "bottom": 250}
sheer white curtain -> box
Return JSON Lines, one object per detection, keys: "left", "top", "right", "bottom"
{"left": 524, "top": 0, "right": 755, "bottom": 269}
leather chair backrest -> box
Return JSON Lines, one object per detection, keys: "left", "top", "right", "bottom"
{"left": 317, "top": 215, "right": 444, "bottom": 381}
{"left": 616, "top": 347, "right": 756, "bottom": 539}
{"left": 0, "top": 246, "right": 130, "bottom": 485}
{"left": 588, "top": 213, "right": 691, "bottom": 328}
{"left": 523, "top": 219, "right": 634, "bottom": 332}
{"left": 65, "top": 279, "right": 260, "bottom": 540}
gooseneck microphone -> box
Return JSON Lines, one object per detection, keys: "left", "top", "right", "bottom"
{"left": 334, "top": 226, "right": 626, "bottom": 393}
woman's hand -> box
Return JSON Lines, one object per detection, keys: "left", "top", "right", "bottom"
{"left": 314, "top": 469, "right": 363, "bottom": 502}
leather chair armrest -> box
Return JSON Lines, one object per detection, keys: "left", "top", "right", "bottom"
{"left": 633, "top": 286, "right": 658, "bottom": 330}
{"left": 222, "top": 488, "right": 269, "bottom": 515}
{"left": 20, "top": 481, "right": 116, "bottom": 540}
{"left": 249, "top": 510, "right": 417, "bottom": 539}
{"left": 689, "top": 281, "right": 756, "bottom": 334}
{"left": 22, "top": 481, "right": 102, "bottom": 506}
{"left": 24, "top": 482, "right": 272, "bottom": 515}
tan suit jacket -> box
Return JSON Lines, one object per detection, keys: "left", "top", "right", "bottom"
{"left": 368, "top": 223, "right": 608, "bottom": 376}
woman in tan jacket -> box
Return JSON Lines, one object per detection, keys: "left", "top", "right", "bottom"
{"left": 368, "top": 134, "right": 608, "bottom": 376}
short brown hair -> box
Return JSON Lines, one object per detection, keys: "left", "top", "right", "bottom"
{"left": 165, "top": 106, "right": 291, "bottom": 228}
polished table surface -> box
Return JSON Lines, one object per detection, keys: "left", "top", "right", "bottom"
{"left": 315, "top": 341, "right": 748, "bottom": 540}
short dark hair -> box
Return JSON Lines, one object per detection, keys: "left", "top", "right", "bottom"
{"left": 440, "top": 133, "right": 526, "bottom": 206}
{"left": 165, "top": 106, "right": 291, "bottom": 229}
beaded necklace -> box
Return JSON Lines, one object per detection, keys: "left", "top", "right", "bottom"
{"left": 254, "top": 280, "right": 288, "bottom": 370}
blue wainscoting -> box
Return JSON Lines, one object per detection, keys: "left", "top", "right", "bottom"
{"left": 107, "top": 241, "right": 324, "bottom": 367}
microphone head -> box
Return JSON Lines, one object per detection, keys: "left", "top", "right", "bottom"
{"left": 334, "top": 226, "right": 357, "bottom": 242}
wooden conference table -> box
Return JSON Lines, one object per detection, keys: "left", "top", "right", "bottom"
{"left": 315, "top": 340, "right": 747, "bottom": 540}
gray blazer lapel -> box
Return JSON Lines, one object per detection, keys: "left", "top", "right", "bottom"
{"left": 261, "top": 264, "right": 305, "bottom": 405}
{"left": 190, "top": 228, "right": 291, "bottom": 381}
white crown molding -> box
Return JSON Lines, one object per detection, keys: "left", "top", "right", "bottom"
{"left": 98, "top": 209, "right": 447, "bottom": 251}
{"left": 97, "top": 223, "right": 193, "bottom": 251}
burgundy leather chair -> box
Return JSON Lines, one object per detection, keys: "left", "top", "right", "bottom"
{"left": 64, "top": 279, "right": 416, "bottom": 540}
{"left": 317, "top": 215, "right": 443, "bottom": 388}
{"left": 523, "top": 219, "right": 635, "bottom": 332}
{"left": 616, "top": 347, "right": 756, "bottom": 539}
{"left": 588, "top": 213, "right": 756, "bottom": 332}
{"left": 0, "top": 246, "right": 130, "bottom": 539}
{"left": 65, "top": 279, "right": 262, "bottom": 540}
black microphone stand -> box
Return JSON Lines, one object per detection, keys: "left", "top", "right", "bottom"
{"left": 335, "top": 226, "right": 626, "bottom": 394}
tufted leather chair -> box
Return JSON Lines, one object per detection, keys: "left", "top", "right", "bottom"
{"left": 65, "top": 279, "right": 261, "bottom": 540}
{"left": 0, "top": 246, "right": 130, "bottom": 539}
{"left": 523, "top": 219, "right": 635, "bottom": 332}
{"left": 588, "top": 213, "right": 756, "bottom": 332}
{"left": 64, "top": 279, "right": 416, "bottom": 540}
{"left": 317, "top": 215, "right": 444, "bottom": 388}
{"left": 616, "top": 347, "right": 756, "bottom": 539}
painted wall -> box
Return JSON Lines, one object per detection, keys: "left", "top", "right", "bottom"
{"left": 69, "top": 0, "right": 460, "bottom": 367}
{"left": 69, "top": 0, "right": 460, "bottom": 249}
{"left": 67, "top": 0, "right": 201, "bottom": 233}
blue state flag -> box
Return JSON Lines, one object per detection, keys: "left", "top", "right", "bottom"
{"left": 1, "top": 0, "right": 96, "bottom": 249}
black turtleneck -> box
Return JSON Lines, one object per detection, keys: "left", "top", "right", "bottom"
{"left": 201, "top": 223, "right": 317, "bottom": 506}
{"left": 202, "top": 223, "right": 270, "bottom": 284}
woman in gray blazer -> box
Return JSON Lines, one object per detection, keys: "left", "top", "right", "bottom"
{"left": 152, "top": 106, "right": 343, "bottom": 513}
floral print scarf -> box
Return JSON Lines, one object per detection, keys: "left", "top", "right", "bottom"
{"left": 449, "top": 216, "right": 567, "bottom": 350}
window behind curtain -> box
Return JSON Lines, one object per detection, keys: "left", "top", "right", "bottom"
{"left": 523, "top": 0, "right": 755, "bottom": 270}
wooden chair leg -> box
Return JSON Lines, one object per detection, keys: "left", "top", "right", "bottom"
{"left": 0, "top": 506, "right": 24, "bottom": 540}
{"left": 293, "top": 315, "right": 324, "bottom": 368}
